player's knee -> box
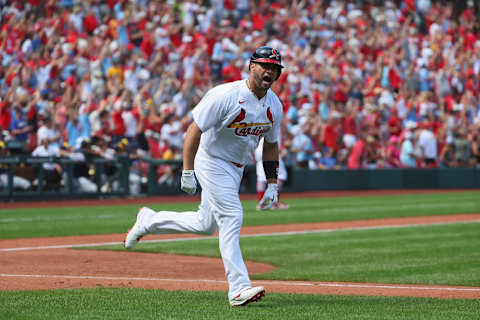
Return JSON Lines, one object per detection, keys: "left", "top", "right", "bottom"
{"left": 200, "top": 224, "right": 217, "bottom": 235}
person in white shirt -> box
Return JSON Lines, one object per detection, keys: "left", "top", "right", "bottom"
{"left": 160, "top": 113, "right": 184, "bottom": 150}
{"left": 37, "top": 116, "right": 61, "bottom": 150}
{"left": 32, "top": 137, "right": 62, "bottom": 189}
{"left": 125, "top": 46, "right": 285, "bottom": 307}
{"left": 417, "top": 124, "right": 438, "bottom": 167}
{"left": 400, "top": 131, "right": 417, "bottom": 168}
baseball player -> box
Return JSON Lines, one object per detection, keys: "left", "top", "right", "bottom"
{"left": 255, "top": 137, "right": 289, "bottom": 210}
{"left": 124, "top": 46, "right": 284, "bottom": 306}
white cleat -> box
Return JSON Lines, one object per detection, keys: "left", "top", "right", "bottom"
{"left": 124, "top": 207, "right": 149, "bottom": 249}
{"left": 229, "top": 286, "right": 266, "bottom": 307}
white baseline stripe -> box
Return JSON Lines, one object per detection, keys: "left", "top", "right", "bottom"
{"left": 1, "top": 273, "right": 479, "bottom": 293}
{"left": 2, "top": 220, "right": 480, "bottom": 252}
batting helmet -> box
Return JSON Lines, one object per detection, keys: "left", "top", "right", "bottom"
{"left": 249, "top": 46, "right": 284, "bottom": 79}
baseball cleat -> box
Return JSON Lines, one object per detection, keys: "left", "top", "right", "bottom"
{"left": 124, "top": 207, "right": 149, "bottom": 249}
{"left": 256, "top": 202, "right": 290, "bottom": 211}
{"left": 229, "top": 286, "right": 266, "bottom": 306}
{"left": 273, "top": 202, "right": 290, "bottom": 210}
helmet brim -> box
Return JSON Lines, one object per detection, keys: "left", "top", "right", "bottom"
{"left": 251, "top": 58, "right": 284, "bottom": 68}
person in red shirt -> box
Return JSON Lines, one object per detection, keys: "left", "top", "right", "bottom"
{"left": 387, "top": 107, "right": 403, "bottom": 138}
{"left": 341, "top": 105, "right": 358, "bottom": 149}
{"left": 251, "top": 9, "right": 265, "bottom": 31}
{"left": 385, "top": 135, "right": 403, "bottom": 168}
{"left": 140, "top": 33, "right": 155, "bottom": 60}
{"left": 111, "top": 104, "right": 126, "bottom": 144}
{"left": 83, "top": 9, "right": 99, "bottom": 35}
{"left": 322, "top": 111, "right": 341, "bottom": 153}
{"left": 347, "top": 133, "right": 366, "bottom": 169}
{"left": 0, "top": 101, "right": 12, "bottom": 131}
{"left": 221, "top": 58, "right": 242, "bottom": 83}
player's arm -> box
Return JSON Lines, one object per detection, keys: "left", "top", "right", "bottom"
{"left": 262, "top": 140, "right": 279, "bottom": 184}
{"left": 258, "top": 140, "right": 279, "bottom": 210}
{"left": 181, "top": 121, "right": 202, "bottom": 194}
{"left": 183, "top": 121, "right": 202, "bottom": 170}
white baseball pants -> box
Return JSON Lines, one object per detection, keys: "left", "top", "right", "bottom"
{"left": 140, "top": 148, "right": 251, "bottom": 300}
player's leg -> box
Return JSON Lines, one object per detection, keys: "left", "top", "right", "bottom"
{"left": 132, "top": 181, "right": 219, "bottom": 235}
{"left": 273, "top": 159, "right": 290, "bottom": 209}
{"left": 125, "top": 150, "right": 226, "bottom": 248}
{"left": 256, "top": 180, "right": 266, "bottom": 201}
{"left": 213, "top": 192, "right": 265, "bottom": 306}
{"left": 199, "top": 160, "right": 255, "bottom": 301}
{"left": 124, "top": 194, "right": 218, "bottom": 249}
{"left": 213, "top": 193, "right": 252, "bottom": 301}
{"left": 255, "top": 160, "right": 267, "bottom": 202}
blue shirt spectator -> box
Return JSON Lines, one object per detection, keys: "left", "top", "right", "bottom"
{"left": 400, "top": 132, "right": 417, "bottom": 168}
{"left": 10, "top": 107, "right": 31, "bottom": 143}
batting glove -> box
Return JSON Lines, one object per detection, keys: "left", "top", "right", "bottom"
{"left": 258, "top": 183, "right": 278, "bottom": 210}
{"left": 181, "top": 170, "right": 197, "bottom": 194}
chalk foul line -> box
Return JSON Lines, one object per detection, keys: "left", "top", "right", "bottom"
{"left": 1, "top": 273, "right": 479, "bottom": 293}
{"left": 1, "top": 219, "right": 479, "bottom": 252}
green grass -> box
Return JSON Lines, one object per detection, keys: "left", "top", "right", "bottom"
{"left": 2, "top": 191, "right": 480, "bottom": 319}
{"left": 96, "top": 222, "right": 480, "bottom": 286}
{"left": 1, "top": 288, "right": 479, "bottom": 320}
{"left": 1, "top": 191, "right": 480, "bottom": 239}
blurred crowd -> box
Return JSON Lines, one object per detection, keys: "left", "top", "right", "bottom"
{"left": 1, "top": 0, "right": 480, "bottom": 190}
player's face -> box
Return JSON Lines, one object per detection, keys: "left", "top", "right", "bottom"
{"left": 251, "top": 62, "right": 280, "bottom": 90}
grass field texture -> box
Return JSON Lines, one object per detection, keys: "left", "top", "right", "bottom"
{"left": 1, "top": 289, "right": 479, "bottom": 320}
{"left": 1, "top": 190, "right": 480, "bottom": 319}
{"left": 1, "top": 190, "right": 479, "bottom": 239}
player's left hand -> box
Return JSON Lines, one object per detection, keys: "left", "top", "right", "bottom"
{"left": 181, "top": 170, "right": 197, "bottom": 194}
{"left": 258, "top": 183, "right": 278, "bottom": 210}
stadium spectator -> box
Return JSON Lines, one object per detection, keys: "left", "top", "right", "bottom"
{"left": 36, "top": 115, "right": 61, "bottom": 150}
{"left": 9, "top": 105, "right": 32, "bottom": 147}
{"left": 385, "top": 135, "right": 403, "bottom": 168}
{"left": 31, "top": 137, "right": 62, "bottom": 190}
{"left": 347, "top": 132, "right": 366, "bottom": 170}
{"left": 417, "top": 123, "right": 438, "bottom": 168}
{"left": 290, "top": 124, "right": 314, "bottom": 169}
{"left": 0, "top": 139, "right": 31, "bottom": 191}
{"left": 438, "top": 135, "right": 456, "bottom": 168}
{"left": 453, "top": 128, "right": 472, "bottom": 168}
{"left": 400, "top": 130, "right": 418, "bottom": 168}
{"left": 58, "top": 141, "right": 97, "bottom": 193}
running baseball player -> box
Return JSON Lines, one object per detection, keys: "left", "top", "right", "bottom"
{"left": 124, "top": 46, "right": 284, "bottom": 306}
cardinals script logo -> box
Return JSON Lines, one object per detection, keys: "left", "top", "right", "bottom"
{"left": 228, "top": 108, "right": 274, "bottom": 137}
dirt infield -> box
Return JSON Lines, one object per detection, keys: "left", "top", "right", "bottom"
{"left": 1, "top": 190, "right": 480, "bottom": 299}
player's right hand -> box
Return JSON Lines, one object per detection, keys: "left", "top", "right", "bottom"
{"left": 181, "top": 170, "right": 197, "bottom": 194}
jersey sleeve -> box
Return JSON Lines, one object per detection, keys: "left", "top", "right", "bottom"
{"left": 192, "top": 88, "right": 228, "bottom": 132}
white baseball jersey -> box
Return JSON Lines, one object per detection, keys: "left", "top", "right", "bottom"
{"left": 192, "top": 80, "right": 283, "bottom": 166}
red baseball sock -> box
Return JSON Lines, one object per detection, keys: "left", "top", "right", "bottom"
{"left": 258, "top": 191, "right": 264, "bottom": 201}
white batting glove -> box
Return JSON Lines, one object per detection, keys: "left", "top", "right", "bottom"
{"left": 181, "top": 170, "right": 197, "bottom": 194}
{"left": 258, "top": 183, "right": 278, "bottom": 210}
